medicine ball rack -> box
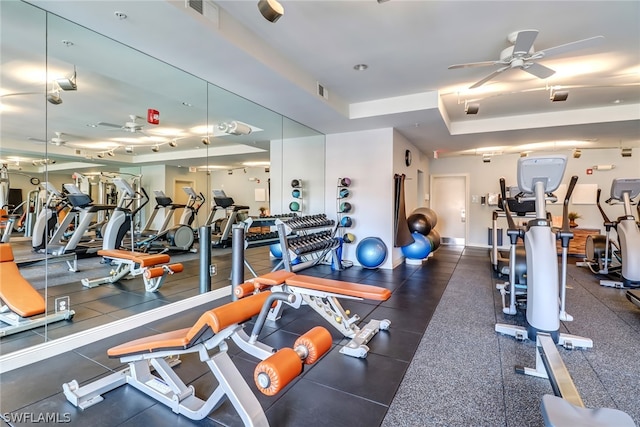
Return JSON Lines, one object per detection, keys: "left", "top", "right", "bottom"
{"left": 334, "top": 177, "right": 354, "bottom": 270}
{"left": 276, "top": 214, "right": 339, "bottom": 272}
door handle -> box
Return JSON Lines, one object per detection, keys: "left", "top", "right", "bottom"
{"left": 461, "top": 208, "right": 466, "bottom": 223}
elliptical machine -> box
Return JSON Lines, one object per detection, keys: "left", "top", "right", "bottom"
{"left": 495, "top": 155, "right": 591, "bottom": 349}
{"left": 178, "top": 187, "right": 205, "bottom": 229}
{"left": 579, "top": 178, "right": 640, "bottom": 288}
{"left": 32, "top": 182, "right": 68, "bottom": 251}
{"left": 102, "top": 178, "right": 149, "bottom": 251}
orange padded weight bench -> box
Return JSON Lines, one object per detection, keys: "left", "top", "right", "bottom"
{"left": 81, "top": 249, "right": 183, "bottom": 292}
{"left": 234, "top": 270, "right": 391, "bottom": 358}
{"left": 0, "top": 243, "right": 75, "bottom": 337}
{"left": 63, "top": 291, "right": 332, "bottom": 425}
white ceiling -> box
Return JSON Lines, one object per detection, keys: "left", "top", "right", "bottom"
{"left": 2, "top": 0, "right": 639, "bottom": 172}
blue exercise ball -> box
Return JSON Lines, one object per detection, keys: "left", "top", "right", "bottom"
{"left": 401, "top": 232, "right": 432, "bottom": 260}
{"left": 356, "top": 237, "right": 388, "bottom": 269}
{"left": 269, "top": 243, "right": 283, "bottom": 259}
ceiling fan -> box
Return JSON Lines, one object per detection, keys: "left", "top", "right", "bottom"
{"left": 448, "top": 30, "right": 604, "bottom": 89}
{"left": 97, "top": 114, "right": 146, "bottom": 133}
{"left": 27, "top": 131, "right": 68, "bottom": 146}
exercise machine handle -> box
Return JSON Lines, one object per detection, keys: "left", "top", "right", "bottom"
{"left": 499, "top": 178, "right": 517, "bottom": 231}
{"left": 595, "top": 188, "right": 613, "bottom": 227}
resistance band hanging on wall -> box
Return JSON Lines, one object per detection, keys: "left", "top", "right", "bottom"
{"left": 394, "top": 174, "right": 414, "bottom": 247}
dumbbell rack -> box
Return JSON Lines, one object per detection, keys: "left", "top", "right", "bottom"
{"left": 239, "top": 214, "right": 298, "bottom": 277}
{"left": 276, "top": 214, "right": 339, "bottom": 272}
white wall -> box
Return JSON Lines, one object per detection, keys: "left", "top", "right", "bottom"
{"left": 208, "top": 166, "right": 270, "bottom": 217}
{"left": 270, "top": 136, "right": 326, "bottom": 215}
{"left": 428, "top": 148, "right": 640, "bottom": 247}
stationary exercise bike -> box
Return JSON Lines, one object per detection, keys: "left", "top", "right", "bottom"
{"left": 579, "top": 178, "right": 640, "bottom": 288}
{"left": 495, "top": 155, "right": 592, "bottom": 349}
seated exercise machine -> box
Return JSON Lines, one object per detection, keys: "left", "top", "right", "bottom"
{"left": 517, "top": 333, "right": 634, "bottom": 427}
{"left": 0, "top": 243, "right": 75, "bottom": 337}
{"left": 136, "top": 190, "right": 195, "bottom": 253}
{"left": 81, "top": 249, "right": 183, "bottom": 292}
{"left": 234, "top": 270, "right": 391, "bottom": 358}
{"left": 578, "top": 178, "right": 640, "bottom": 289}
{"left": 63, "top": 291, "right": 332, "bottom": 425}
{"left": 495, "top": 155, "right": 591, "bottom": 349}
{"left": 490, "top": 185, "right": 536, "bottom": 278}
{"left": 206, "top": 189, "right": 250, "bottom": 248}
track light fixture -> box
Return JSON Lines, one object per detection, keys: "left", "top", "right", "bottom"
{"left": 573, "top": 149, "right": 582, "bottom": 158}
{"left": 464, "top": 101, "right": 479, "bottom": 115}
{"left": 258, "top": 0, "right": 284, "bottom": 23}
{"left": 550, "top": 89, "right": 569, "bottom": 102}
{"left": 107, "top": 150, "right": 115, "bottom": 157}
{"left": 151, "top": 145, "right": 160, "bottom": 153}
{"left": 169, "top": 140, "right": 178, "bottom": 148}
{"left": 482, "top": 154, "right": 491, "bottom": 163}
{"left": 125, "top": 146, "right": 134, "bottom": 154}
{"left": 621, "top": 148, "right": 632, "bottom": 158}
{"left": 96, "top": 153, "right": 104, "bottom": 158}
{"left": 55, "top": 66, "right": 77, "bottom": 91}
{"left": 46, "top": 85, "right": 63, "bottom": 105}
{"left": 202, "top": 137, "right": 210, "bottom": 146}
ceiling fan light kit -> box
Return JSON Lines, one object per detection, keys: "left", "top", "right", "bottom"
{"left": 550, "top": 90, "right": 569, "bottom": 102}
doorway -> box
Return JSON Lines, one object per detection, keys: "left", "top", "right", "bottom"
{"left": 430, "top": 174, "right": 468, "bottom": 245}
{"left": 173, "top": 179, "right": 194, "bottom": 226}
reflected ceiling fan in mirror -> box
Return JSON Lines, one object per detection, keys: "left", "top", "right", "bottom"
{"left": 96, "top": 114, "right": 146, "bottom": 133}
{"left": 27, "top": 131, "right": 69, "bottom": 146}
{"left": 448, "top": 30, "right": 604, "bottom": 89}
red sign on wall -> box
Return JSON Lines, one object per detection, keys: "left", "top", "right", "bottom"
{"left": 586, "top": 168, "right": 593, "bottom": 175}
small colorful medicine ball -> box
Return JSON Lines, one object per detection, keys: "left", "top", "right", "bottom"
{"left": 292, "top": 189, "right": 301, "bottom": 198}
{"left": 339, "top": 188, "right": 350, "bottom": 198}
{"left": 356, "top": 237, "right": 388, "bottom": 269}
{"left": 291, "top": 179, "right": 301, "bottom": 188}
{"left": 340, "top": 177, "right": 352, "bottom": 187}
{"left": 340, "top": 216, "right": 353, "bottom": 227}
{"left": 401, "top": 232, "right": 432, "bottom": 260}
{"left": 289, "top": 201, "right": 300, "bottom": 211}
{"left": 343, "top": 233, "right": 356, "bottom": 244}
{"left": 269, "top": 243, "right": 283, "bottom": 259}
{"left": 339, "top": 202, "right": 352, "bottom": 213}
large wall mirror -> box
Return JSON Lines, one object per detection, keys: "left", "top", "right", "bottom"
{"left": 0, "top": 1, "right": 325, "bottom": 357}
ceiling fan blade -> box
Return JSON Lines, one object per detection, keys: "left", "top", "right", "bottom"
{"left": 522, "top": 62, "right": 556, "bottom": 79}
{"left": 537, "top": 36, "right": 604, "bottom": 59}
{"left": 512, "top": 30, "right": 538, "bottom": 55}
{"left": 448, "top": 60, "right": 500, "bottom": 69}
{"left": 97, "top": 122, "right": 124, "bottom": 129}
{"left": 27, "top": 137, "right": 47, "bottom": 144}
{"left": 469, "top": 66, "right": 510, "bottom": 89}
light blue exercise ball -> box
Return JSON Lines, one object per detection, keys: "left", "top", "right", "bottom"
{"left": 269, "top": 243, "right": 283, "bottom": 259}
{"left": 356, "top": 237, "right": 388, "bottom": 269}
{"left": 401, "top": 232, "right": 432, "bottom": 260}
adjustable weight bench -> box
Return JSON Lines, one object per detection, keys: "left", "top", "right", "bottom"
{"left": 63, "top": 291, "right": 332, "bottom": 426}
{"left": 234, "top": 270, "right": 391, "bottom": 358}
{"left": 81, "top": 249, "right": 183, "bottom": 292}
{"left": 0, "top": 243, "right": 75, "bottom": 337}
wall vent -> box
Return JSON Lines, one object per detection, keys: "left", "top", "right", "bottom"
{"left": 74, "top": 149, "right": 82, "bottom": 156}
{"left": 317, "top": 82, "right": 329, "bottom": 100}
{"left": 187, "top": 0, "right": 203, "bottom": 15}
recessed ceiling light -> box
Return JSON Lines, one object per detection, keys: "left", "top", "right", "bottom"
{"left": 182, "top": 101, "right": 193, "bottom": 107}
{"left": 114, "top": 11, "right": 127, "bottom": 20}
{"left": 61, "top": 40, "right": 74, "bottom": 47}
{"left": 612, "top": 99, "right": 623, "bottom": 104}
{"left": 86, "top": 123, "right": 98, "bottom": 128}
{"left": 353, "top": 64, "right": 368, "bottom": 71}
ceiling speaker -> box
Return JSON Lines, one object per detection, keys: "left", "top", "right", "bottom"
{"left": 465, "top": 103, "right": 479, "bottom": 115}
{"left": 550, "top": 90, "right": 569, "bottom": 102}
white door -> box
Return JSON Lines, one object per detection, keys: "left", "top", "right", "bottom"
{"left": 430, "top": 175, "right": 467, "bottom": 245}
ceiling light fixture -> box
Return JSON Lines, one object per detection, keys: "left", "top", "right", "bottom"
{"left": 621, "top": 148, "right": 632, "bottom": 158}
{"left": 465, "top": 101, "right": 479, "bottom": 115}
{"left": 201, "top": 137, "right": 210, "bottom": 145}
{"left": 353, "top": 64, "right": 368, "bottom": 71}
{"left": 114, "top": 11, "right": 127, "bottom": 20}
{"left": 573, "top": 149, "right": 582, "bottom": 158}
{"left": 550, "top": 89, "right": 569, "bottom": 102}
{"left": 151, "top": 145, "right": 159, "bottom": 152}
{"left": 482, "top": 154, "right": 491, "bottom": 163}
{"left": 55, "top": 66, "right": 77, "bottom": 91}
{"left": 218, "top": 121, "right": 252, "bottom": 136}
{"left": 169, "top": 140, "right": 178, "bottom": 148}
{"left": 258, "top": 0, "right": 284, "bottom": 23}
{"left": 107, "top": 150, "right": 115, "bottom": 157}
{"left": 125, "top": 146, "right": 134, "bottom": 153}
